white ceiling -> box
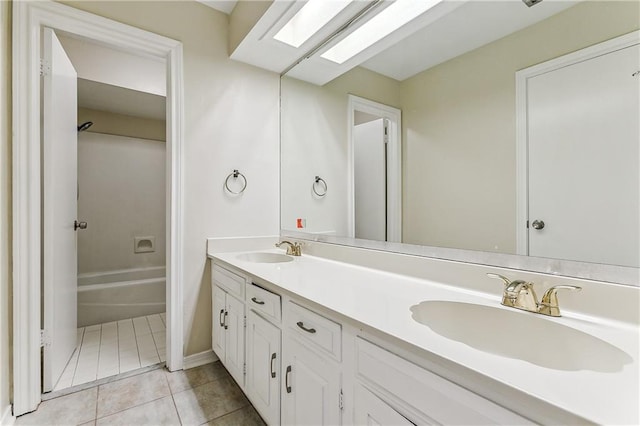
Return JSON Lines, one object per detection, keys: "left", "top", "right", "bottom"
{"left": 361, "top": 0, "right": 579, "bottom": 81}
{"left": 196, "top": 0, "right": 238, "bottom": 15}
{"left": 77, "top": 78, "right": 166, "bottom": 121}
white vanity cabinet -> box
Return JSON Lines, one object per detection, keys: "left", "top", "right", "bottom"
{"left": 245, "top": 284, "right": 282, "bottom": 426}
{"left": 281, "top": 301, "right": 342, "bottom": 426}
{"left": 211, "top": 265, "right": 246, "bottom": 388}
{"left": 354, "top": 338, "right": 532, "bottom": 425}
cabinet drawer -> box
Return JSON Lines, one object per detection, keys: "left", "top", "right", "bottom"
{"left": 286, "top": 302, "right": 341, "bottom": 361}
{"left": 246, "top": 283, "right": 281, "bottom": 322}
{"left": 212, "top": 264, "right": 245, "bottom": 299}
{"left": 356, "top": 338, "right": 531, "bottom": 425}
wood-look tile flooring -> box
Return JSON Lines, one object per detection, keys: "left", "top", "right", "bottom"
{"left": 57, "top": 314, "right": 168, "bottom": 391}
{"left": 16, "top": 362, "right": 266, "bottom": 426}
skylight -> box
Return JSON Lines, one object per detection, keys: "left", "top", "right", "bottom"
{"left": 321, "top": 0, "right": 442, "bottom": 64}
{"left": 273, "top": 0, "right": 353, "bottom": 48}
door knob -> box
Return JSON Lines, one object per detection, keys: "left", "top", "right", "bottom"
{"left": 531, "top": 220, "right": 545, "bottom": 230}
{"left": 74, "top": 220, "right": 87, "bottom": 231}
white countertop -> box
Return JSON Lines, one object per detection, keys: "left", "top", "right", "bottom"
{"left": 208, "top": 249, "right": 640, "bottom": 424}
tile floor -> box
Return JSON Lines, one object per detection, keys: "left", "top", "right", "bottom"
{"left": 17, "top": 362, "right": 266, "bottom": 426}
{"left": 56, "top": 314, "right": 167, "bottom": 391}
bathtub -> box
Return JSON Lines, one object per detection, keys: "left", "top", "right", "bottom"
{"left": 77, "top": 266, "right": 166, "bottom": 327}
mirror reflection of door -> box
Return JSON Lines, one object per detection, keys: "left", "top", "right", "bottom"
{"left": 354, "top": 115, "right": 388, "bottom": 241}
{"left": 526, "top": 43, "right": 640, "bottom": 267}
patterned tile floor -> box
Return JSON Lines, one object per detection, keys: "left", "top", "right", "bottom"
{"left": 55, "top": 314, "right": 167, "bottom": 391}
{"left": 17, "top": 362, "right": 266, "bottom": 426}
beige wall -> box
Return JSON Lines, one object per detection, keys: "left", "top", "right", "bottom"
{"left": 0, "top": 0, "right": 11, "bottom": 419}
{"left": 401, "top": 0, "right": 640, "bottom": 253}
{"left": 78, "top": 107, "right": 166, "bottom": 141}
{"left": 281, "top": 67, "right": 400, "bottom": 235}
{"left": 78, "top": 132, "right": 166, "bottom": 275}
{"left": 60, "top": 1, "right": 281, "bottom": 356}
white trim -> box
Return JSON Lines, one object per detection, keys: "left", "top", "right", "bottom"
{"left": 515, "top": 30, "right": 640, "bottom": 256}
{"left": 77, "top": 265, "right": 166, "bottom": 281}
{"left": 183, "top": 350, "right": 220, "bottom": 370}
{"left": 1, "top": 405, "right": 15, "bottom": 426}
{"left": 12, "top": 1, "right": 185, "bottom": 415}
{"left": 347, "top": 95, "right": 402, "bottom": 242}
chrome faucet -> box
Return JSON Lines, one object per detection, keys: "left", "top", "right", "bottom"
{"left": 487, "top": 273, "right": 581, "bottom": 317}
{"left": 275, "top": 240, "right": 302, "bottom": 256}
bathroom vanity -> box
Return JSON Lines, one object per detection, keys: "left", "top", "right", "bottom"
{"left": 208, "top": 245, "right": 639, "bottom": 425}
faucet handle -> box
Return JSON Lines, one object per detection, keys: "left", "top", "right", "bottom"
{"left": 486, "top": 273, "right": 512, "bottom": 287}
{"left": 539, "top": 285, "right": 582, "bottom": 317}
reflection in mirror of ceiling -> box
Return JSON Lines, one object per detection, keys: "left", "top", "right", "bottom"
{"left": 362, "top": 0, "right": 579, "bottom": 81}
{"left": 77, "top": 79, "right": 166, "bottom": 121}
{"left": 196, "top": 0, "right": 238, "bottom": 15}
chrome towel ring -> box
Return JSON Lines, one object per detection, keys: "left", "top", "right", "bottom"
{"left": 313, "top": 176, "right": 327, "bottom": 197}
{"left": 225, "top": 169, "right": 247, "bottom": 194}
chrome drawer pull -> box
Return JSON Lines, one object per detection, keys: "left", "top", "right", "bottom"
{"left": 223, "top": 311, "right": 228, "bottom": 330}
{"left": 296, "top": 321, "right": 316, "bottom": 334}
{"left": 251, "top": 297, "right": 265, "bottom": 305}
{"left": 219, "top": 309, "right": 225, "bottom": 327}
{"left": 270, "top": 353, "right": 276, "bottom": 378}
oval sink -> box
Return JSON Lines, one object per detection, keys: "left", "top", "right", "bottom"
{"left": 410, "top": 301, "right": 632, "bottom": 372}
{"left": 236, "top": 252, "right": 294, "bottom": 264}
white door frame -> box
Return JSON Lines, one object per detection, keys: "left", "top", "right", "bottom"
{"left": 347, "top": 95, "right": 402, "bottom": 242}
{"left": 12, "top": 1, "right": 185, "bottom": 415}
{"left": 515, "top": 30, "right": 640, "bottom": 255}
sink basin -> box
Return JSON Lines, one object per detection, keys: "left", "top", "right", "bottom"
{"left": 236, "top": 252, "right": 294, "bottom": 264}
{"left": 410, "top": 300, "right": 632, "bottom": 372}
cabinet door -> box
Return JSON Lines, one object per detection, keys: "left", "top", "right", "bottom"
{"left": 354, "top": 384, "right": 416, "bottom": 426}
{"left": 282, "top": 336, "right": 341, "bottom": 426}
{"left": 212, "top": 285, "right": 227, "bottom": 361}
{"left": 225, "top": 293, "right": 246, "bottom": 388}
{"left": 246, "top": 310, "right": 281, "bottom": 425}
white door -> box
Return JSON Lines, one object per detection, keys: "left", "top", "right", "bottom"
{"left": 246, "top": 310, "right": 281, "bottom": 425}
{"left": 42, "top": 27, "right": 79, "bottom": 392}
{"left": 282, "top": 336, "right": 341, "bottom": 426}
{"left": 225, "top": 293, "right": 246, "bottom": 388}
{"left": 527, "top": 43, "right": 640, "bottom": 267}
{"left": 354, "top": 384, "right": 415, "bottom": 425}
{"left": 354, "top": 118, "right": 386, "bottom": 241}
{"left": 212, "top": 285, "right": 226, "bottom": 360}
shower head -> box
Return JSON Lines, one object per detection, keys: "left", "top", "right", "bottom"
{"left": 77, "top": 121, "right": 93, "bottom": 132}
{"left": 522, "top": 0, "right": 543, "bottom": 7}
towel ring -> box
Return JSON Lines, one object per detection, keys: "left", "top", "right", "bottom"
{"left": 312, "top": 176, "right": 327, "bottom": 197}
{"left": 224, "top": 169, "right": 247, "bottom": 194}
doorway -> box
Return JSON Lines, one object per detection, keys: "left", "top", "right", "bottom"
{"left": 348, "top": 95, "right": 402, "bottom": 242}
{"left": 13, "top": 1, "right": 184, "bottom": 416}
{"left": 516, "top": 31, "right": 640, "bottom": 267}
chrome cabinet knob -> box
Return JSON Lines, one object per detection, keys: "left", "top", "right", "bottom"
{"left": 74, "top": 220, "right": 87, "bottom": 230}
{"left": 531, "top": 220, "right": 545, "bottom": 230}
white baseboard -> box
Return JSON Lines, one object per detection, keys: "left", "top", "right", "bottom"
{"left": 183, "top": 349, "right": 219, "bottom": 370}
{"left": 1, "top": 405, "right": 15, "bottom": 426}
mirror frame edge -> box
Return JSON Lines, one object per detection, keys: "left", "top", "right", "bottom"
{"left": 281, "top": 229, "right": 639, "bottom": 286}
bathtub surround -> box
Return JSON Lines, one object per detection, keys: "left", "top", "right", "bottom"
{"left": 77, "top": 132, "right": 166, "bottom": 275}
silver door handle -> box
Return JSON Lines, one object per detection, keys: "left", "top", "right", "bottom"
{"left": 223, "top": 311, "right": 228, "bottom": 330}
{"left": 74, "top": 220, "right": 87, "bottom": 230}
{"left": 270, "top": 353, "right": 276, "bottom": 378}
{"left": 531, "top": 220, "right": 545, "bottom": 230}
{"left": 219, "top": 309, "right": 225, "bottom": 327}
{"left": 285, "top": 365, "right": 292, "bottom": 393}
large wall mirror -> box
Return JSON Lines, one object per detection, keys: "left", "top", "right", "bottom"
{"left": 280, "top": 0, "right": 640, "bottom": 285}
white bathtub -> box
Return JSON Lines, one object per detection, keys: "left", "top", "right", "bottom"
{"left": 78, "top": 266, "right": 166, "bottom": 327}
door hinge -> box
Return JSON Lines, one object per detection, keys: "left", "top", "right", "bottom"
{"left": 243, "top": 363, "right": 246, "bottom": 375}
{"left": 383, "top": 119, "right": 390, "bottom": 144}
{"left": 40, "top": 329, "right": 51, "bottom": 347}
{"left": 339, "top": 389, "right": 344, "bottom": 410}
{"left": 526, "top": 220, "right": 529, "bottom": 229}
{"left": 40, "top": 58, "right": 51, "bottom": 77}
{"left": 244, "top": 315, "right": 247, "bottom": 328}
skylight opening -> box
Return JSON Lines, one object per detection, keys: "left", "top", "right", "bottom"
{"left": 321, "top": 0, "right": 442, "bottom": 64}
{"left": 273, "top": 0, "right": 353, "bottom": 48}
